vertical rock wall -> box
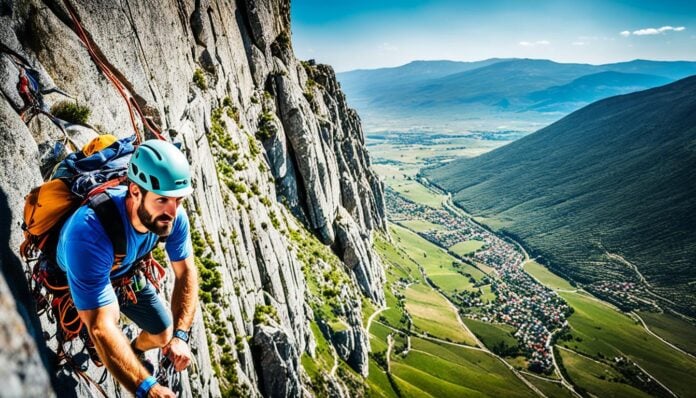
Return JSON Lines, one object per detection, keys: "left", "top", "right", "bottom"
{"left": 0, "top": 0, "right": 386, "bottom": 396}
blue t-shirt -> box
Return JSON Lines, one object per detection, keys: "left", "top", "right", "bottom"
{"left": 56, "top": 186, "right": 192, "bottom": 310}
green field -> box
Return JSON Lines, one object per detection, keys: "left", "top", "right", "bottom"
{"left": 524, "top": 260, "right": 575, "bottom": 291}
{"left": 381, "top": 287, "right": 409, "bottom": 330}
{"left": 473, "top": 216, "right": 513, "bottom": 231}
{"left": 400, "top": 219, "right": 445, "bottom": 233}
{"left": 370, "top": 322, "right": 391, "bottom": 353}
{"left": 388, "top": 179, "right": 447, "bottom": 209}
{"left": 391, "top": 374, "right": 435, "bottom": 398}
{"left": 480, "top": 285, "right": 496, "bottom": 302}
{"left": 390, "top": 224, "right": 484, "bottom": 294}
{"left": 375, "top": 232, "right": 422, "bottom": 283}
{"left": 558, "top": 291, "right": 696, "bottom": 397}
{"left": 372, "top": 164, "right": 418, "bottom": 178}
{"left": 366, "top": 358, "right": 399, "bottom": 398}
{"left": 557, "top": 348, "right": 652, "bottom": 398}
{"left": 463, "top": 318, "right": 519, "bottom": 355}
{"left": 505, "top": 355, "right": 529, "bottom": 370}
{"left": 473, "top": 260, "right": 496, "bottom": 275}
{"left": 391, "top": 337, "right": 537, "bottom": 398}
{"left": 404, "top": 284, "right": 477, "bottom": 345}
{"left": 636, "top": 311, "right": 696, "bottom": 355}
{"left": 449, "top": 240, "right": 485, "bottom": 256}
{"left": 362, "top": 297, "right": 377, "bottom": 328}
{"left": 521, "top": 374, "right": 575, "bottom": 398}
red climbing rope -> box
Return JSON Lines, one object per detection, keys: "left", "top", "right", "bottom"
{"left": 62, "top": 0, "right": 166, "bottom": 143}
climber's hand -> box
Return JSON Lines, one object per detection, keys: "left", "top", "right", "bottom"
{"left": 147, "top": 383, "right": 176, "bottom": 398}
{"left": 163, "top": 337, "right": 191, "bottom": 372}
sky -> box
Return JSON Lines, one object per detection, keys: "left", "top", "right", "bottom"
{"left": 290, "top": 0, "right": 696, "bottom": 72}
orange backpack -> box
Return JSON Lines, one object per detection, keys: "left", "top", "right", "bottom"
{"left": 19, "top": 135, "right": 134, "bottom": 261}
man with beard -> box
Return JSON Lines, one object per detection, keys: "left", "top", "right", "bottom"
{"left": 57, "top": 139, "right": 198, "bottom": 398}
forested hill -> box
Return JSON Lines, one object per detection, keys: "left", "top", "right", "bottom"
{"left": 424, "top": 76, "right": 696, "bottom": 315}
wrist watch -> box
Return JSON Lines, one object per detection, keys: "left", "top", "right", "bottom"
{"left": 173, "top": 329, "right": 190, "bottom": 343}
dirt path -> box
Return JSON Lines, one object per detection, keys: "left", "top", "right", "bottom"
{"left": 548, "top": 335, "right": 583, "bottom": 397}
{"left": 627, "top": 357, "right": 678, "bottom": 398}
{"left": 386, "top": 334, "right": 393, "bottom": 373}
{"left": 366, "top": 306, "right": 389, "bottom": 333}
{"left": 330, "top": 346, "right": 339, "bottom": 377}
{"left": 630, "top": 312, "right": 696, "bottom": 360}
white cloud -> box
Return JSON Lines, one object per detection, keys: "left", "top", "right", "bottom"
{"left": 572, "top": 41, "right": 585, "bottom": 46}
{"left": 621, "top": 26, "right": 686, "bottom": 36}
{"left": 519, "top": 40, "right": 550, "bottom": 47}
{"left": 634, "top": 28, "right": 660, "bottom": 35}
{"left": 379, "top": 42, "right": 398, "bottom": 52}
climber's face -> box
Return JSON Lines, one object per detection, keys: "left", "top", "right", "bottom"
{"left": 130, "top": 183, "right": 184, "bottom": 236}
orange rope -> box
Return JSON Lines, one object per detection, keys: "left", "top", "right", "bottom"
{"left": 62, "top": 0, "right": 166, "bottom": 143}
{"left": 55, "top": 294, "right": 83, "bottom": 340}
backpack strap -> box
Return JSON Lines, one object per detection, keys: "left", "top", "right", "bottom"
{"left": 88, "top": 193, "right": 127, "bottom": 270}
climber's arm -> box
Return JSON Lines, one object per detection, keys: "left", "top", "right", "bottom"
{"left": 78, "top": 302, "right": 152, "bottom": 393}
{"left": 170, "top": 255, "right": 198, "bottom": 333}
{"left": 165, "top": 255, "right": 198, "bottom": 371}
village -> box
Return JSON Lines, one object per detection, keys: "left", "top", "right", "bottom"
{"left": 386, "top": 188, "right": 571, "bottom": 372}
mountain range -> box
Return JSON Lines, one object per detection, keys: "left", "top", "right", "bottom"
{"left": 338, "top": 59, "right": 696, "bottom": 131}
{"left": 423, "top": 75, "right": 696, "bottom": 316}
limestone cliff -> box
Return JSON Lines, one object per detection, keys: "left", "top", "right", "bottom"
{"left": 0, "top": 0, "right": 386, "bottom": 396}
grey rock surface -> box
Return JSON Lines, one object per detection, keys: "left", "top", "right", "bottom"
{"left": 0, "top": 0, "right": 386, "bottom": 396}
{"left": 0, "top": 95, "right": 53, "bottom": 398}
{"left": 252, "top": 324, "right": 301, "bottom": 398}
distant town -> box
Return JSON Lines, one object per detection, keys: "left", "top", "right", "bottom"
{"left": 386, "top": 188, "right": 571, "bottom": 372}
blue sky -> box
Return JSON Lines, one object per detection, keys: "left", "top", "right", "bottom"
{"left": 291, "top": 0, "right": 696, "bottom": 72}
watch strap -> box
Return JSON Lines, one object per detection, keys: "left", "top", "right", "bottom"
{"left": 173, "top": 328, "right": 189, "bottom": 343}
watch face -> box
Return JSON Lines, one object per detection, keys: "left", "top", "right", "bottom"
{"left": 175, "top": 329, "right": 189, "bottom": 342}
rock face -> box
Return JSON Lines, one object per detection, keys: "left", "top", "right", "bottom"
{"left": 251, "top": 324, "right": 301, "bottom": 398}
{"left": 0, "top": 0, "right": 386, "bottom": 397}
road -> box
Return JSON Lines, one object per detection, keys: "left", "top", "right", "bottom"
{"left": 630, "top": 312, "right": 696, "bottom": 360}
{"left": 400, "top": 249, "right": 548, "bottom": 398}
{"left": 547, "top": 333, "right": 582, "bottom": 397}
{"left": 366, "top": 306, "right": 389, "bottom": 333}
{"left": 604, "top": 250, "right": 693, "bottom": 322}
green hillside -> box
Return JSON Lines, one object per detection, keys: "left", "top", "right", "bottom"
{"left": 423, "top": 76, "right": 696, "bottom": 316}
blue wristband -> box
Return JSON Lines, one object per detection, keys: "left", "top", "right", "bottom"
{"left": 136, "top": 376, "right": 157, "bottom": 398}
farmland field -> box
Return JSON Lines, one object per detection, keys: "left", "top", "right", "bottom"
{"left": 404, "top": 284, "right": 477, "bottom": 345}
{"left": 557, "top": 348, "right": 652, "bottom": 398}
{"left": 524, "top": 260, "right": 575, "bottom": 291}
{"left": 390, "top": 224, "right": 484, "bottom": 294}
{"left": 558, "top": 291, "right": 696, "bottom": 397}
{"left": 399, "top": 219, "right": 445, "bottom": 233}
{"left": 462, "top": 318, "right": 518, "bottom": 353}
{"left": 636, "top": 311, "right": 696, "bottom": 355}
{"left": 391, "top": 337, "right": 537, "bottom": 398}
{"left": 449, "top": 240, "right": 485, "bottom": 256}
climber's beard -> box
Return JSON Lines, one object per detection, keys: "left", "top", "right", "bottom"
{"left": 137, "top": 200, "right": 174, "bottom": 237}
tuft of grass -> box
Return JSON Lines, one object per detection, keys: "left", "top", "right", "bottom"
{"left": 193, "top": 68, "right": 207, "bottom": 90}
{"left": 51, "top": 101, "right": 91, "bottom": 124}
{"left": 253, "top": 305, "right": 280, "bottom": 325}
{"left": 256, "top": 111, "right": 275, "bottom": 140}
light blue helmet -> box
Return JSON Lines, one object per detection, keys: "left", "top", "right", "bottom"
{"left": 127, "top": 140, "right": 193, "bottom": 197}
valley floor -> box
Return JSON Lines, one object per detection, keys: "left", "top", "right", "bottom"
{"left": 367, "top": 136, "right": 696, "bottom": 398}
